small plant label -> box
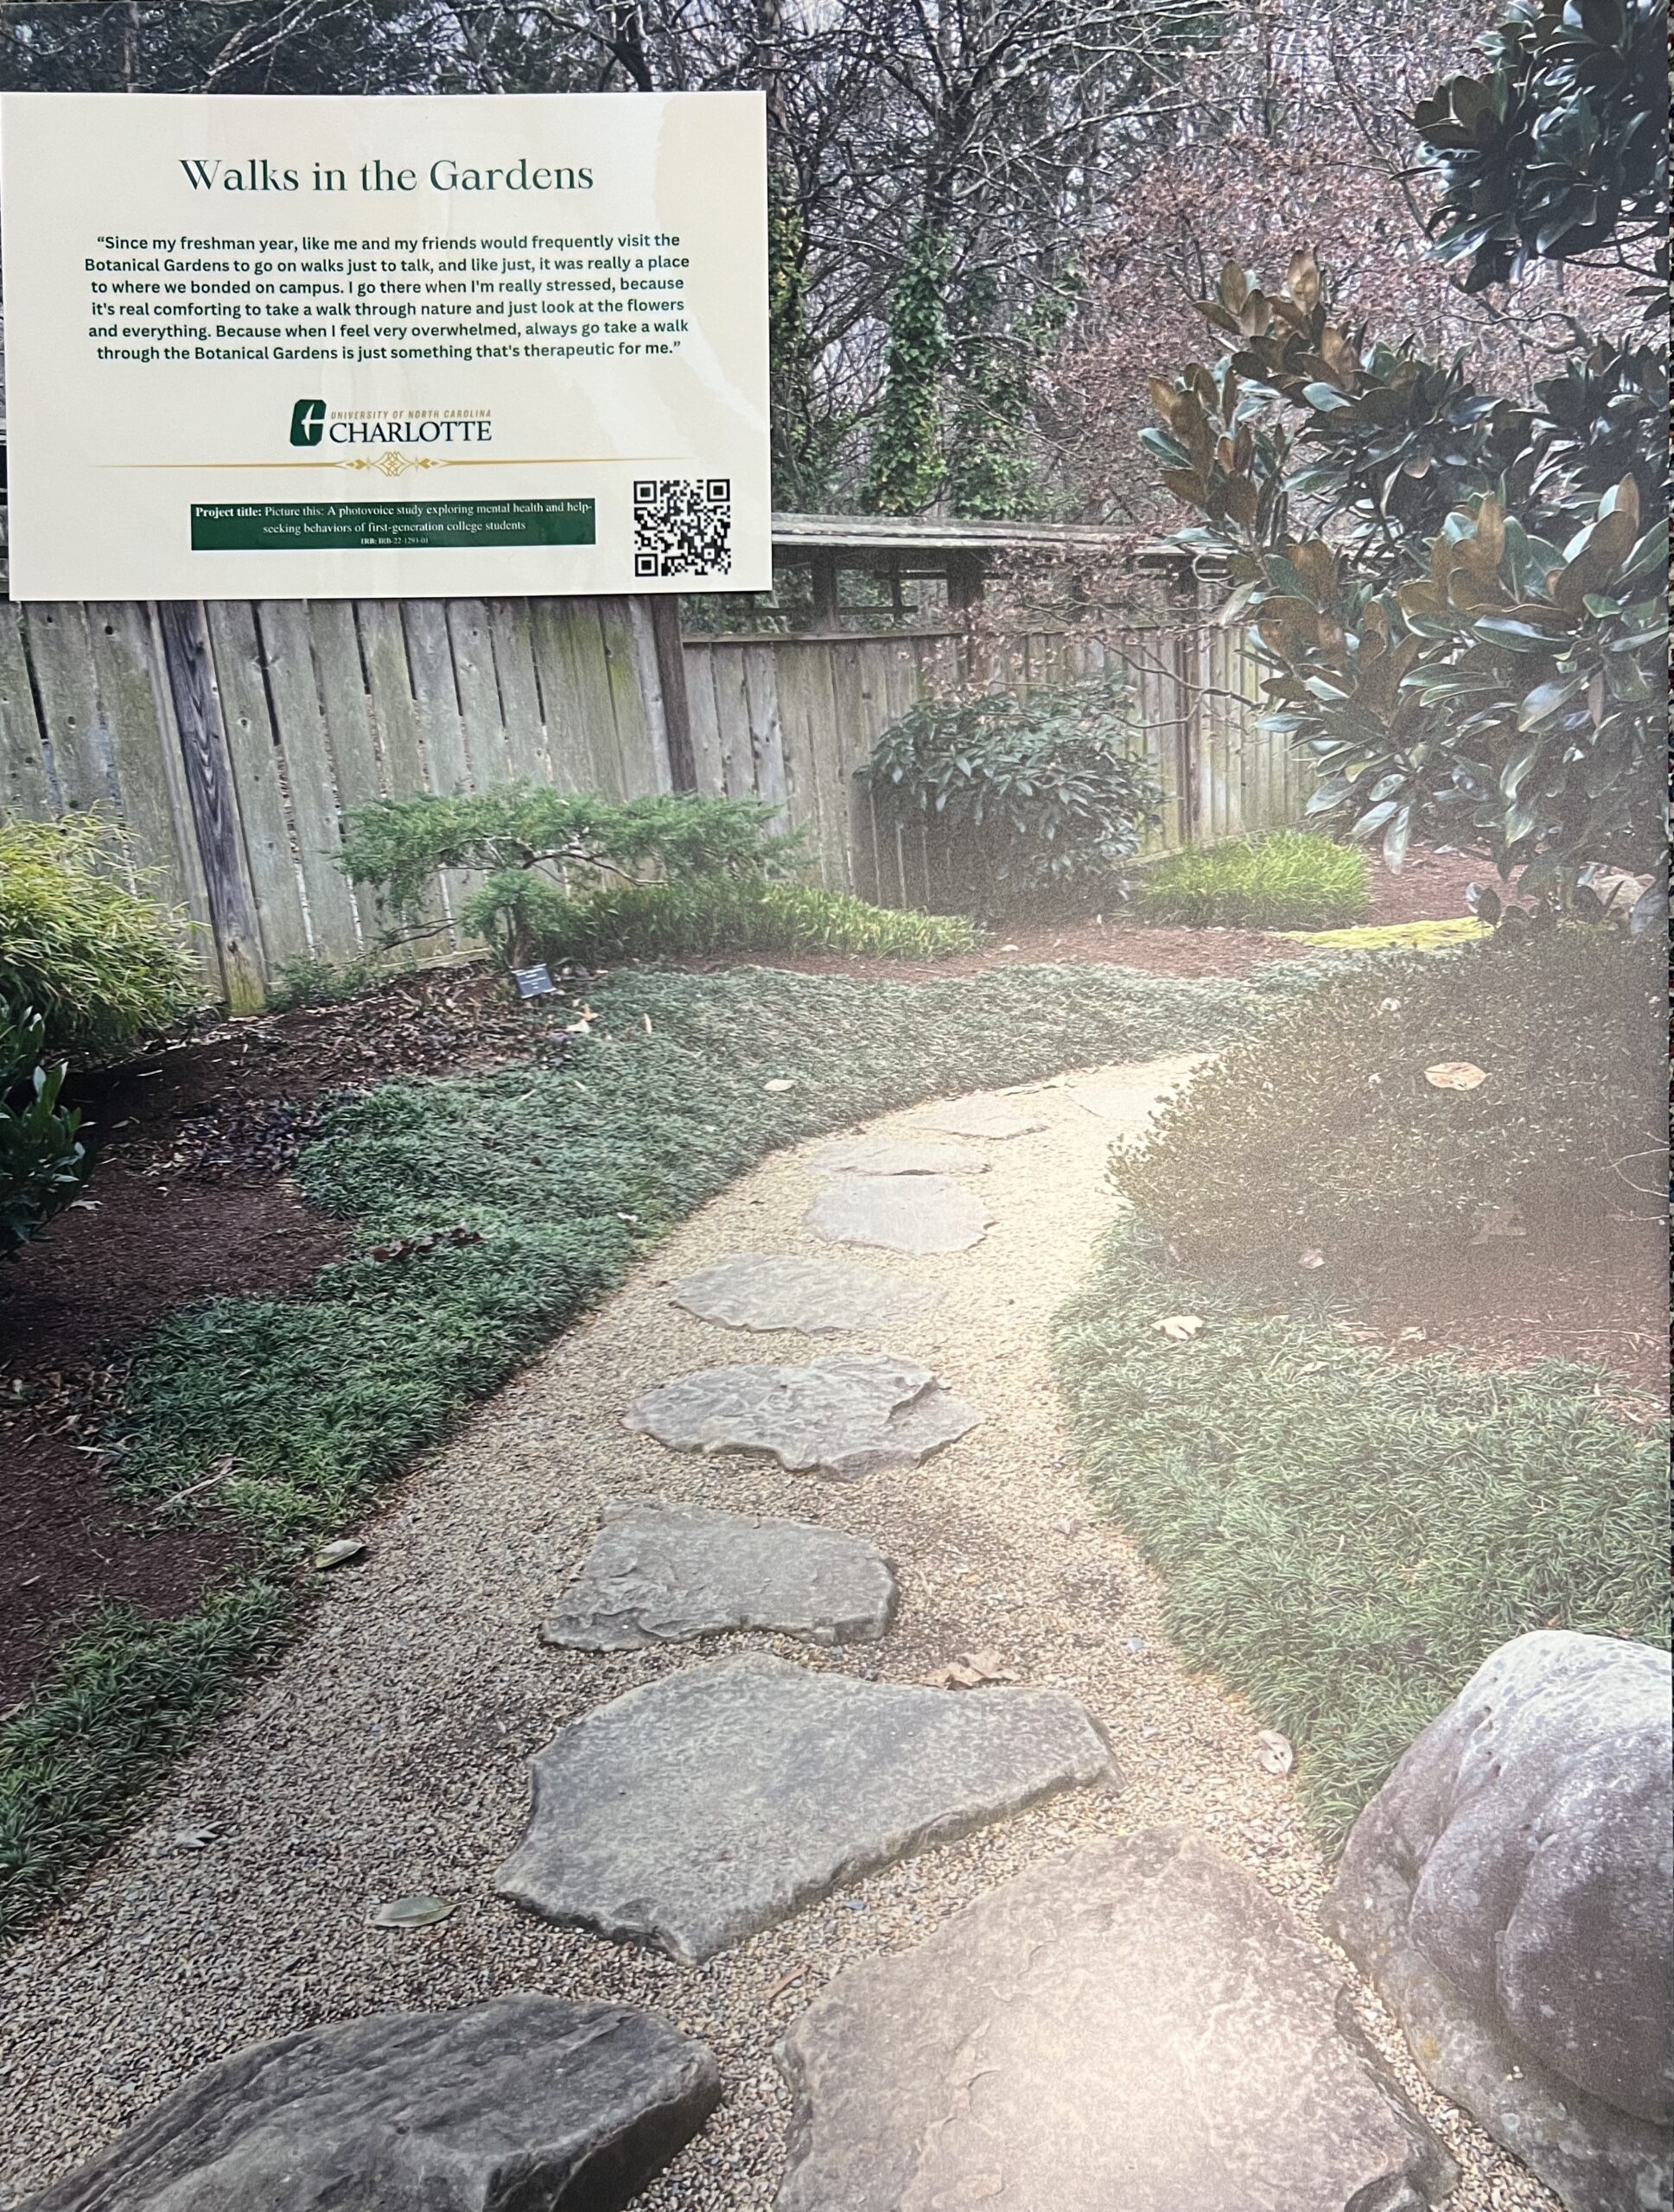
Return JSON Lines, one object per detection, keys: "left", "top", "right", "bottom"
{"left": 512, "top": 963, "right": 556, "bottom": 999}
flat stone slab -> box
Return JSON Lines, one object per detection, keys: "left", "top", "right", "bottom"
{"left": 671, "top": 1255, "right": 942, "bottom": 1337}
{"left": 29, "top": 1996, "right": 721, "bottom": 2212}
{"left": 805, "top": 1174, "right": 994, "bottom": 1254}
{"left": 810, "top": 1135, "right": 990, "bottom": 1176}
{"left": 913, "top": 1099, "right": 1047, "bottom": 1141}
{"left": 495, "top": 1652, "right": 1114, "bottom": 1964}
{"left": 1070, "top": 1054, "right": 1209, "bottom": 1127}
{"left": 543, "top": 1501, "right": 898, "bottom": 1649}
{"left": 624, "top": 1352, "right": 978, "bottom": 1478}
{"left": 776, "top": 1828, "right": 1459, "bottom": 2212}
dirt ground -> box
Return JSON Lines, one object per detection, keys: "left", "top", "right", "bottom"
{"left": 1, "top": 846, "right": 1656, "bottom": 1708}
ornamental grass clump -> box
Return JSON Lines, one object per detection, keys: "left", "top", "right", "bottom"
{"left": 521, "top": 877, "right": 976, "bottom": 965}
{"left": 0, "top": 817, "right": 200, "bottom": 1056}
{"left": 1135, "top": 830, "right": 1371, "bottom": 931}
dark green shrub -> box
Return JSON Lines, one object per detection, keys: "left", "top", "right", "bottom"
{"left": 266, "top": 954, "right": 385, "bottom": 1013}
{"left": 862, "top": 676, "right": 1161, "bottom": 918}
{"left": 339, "top": 785, "right": 801, "bottom": 968}
{"left": 1113, "top": 927, "right": 1665, "bottom": 1271}
{"left": 1, "top": 1005, "right": 89, "bottom": 1256}
{"left": 0, "top": 817, "right": 200, "bottom": 1055}
{"left": 1136, "top": 831, "right": 1371, "bottom": 931}
{"left": 519, "top": 877, "right": 977, "bottom": 965}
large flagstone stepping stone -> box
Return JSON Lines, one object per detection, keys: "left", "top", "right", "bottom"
{"left": 495, "top": 1652, "right": 1114, "bottom": 1964}
{"left": 624, "top": 1352, "right": 978, "bottom": 1478}
{"left": 805, "top": 1173, "right": 994, "bottom": 1255}
{"left": 29, "top": 1995, "right": 721, "bottom": 2212}
{"left": 913, "top": 1098, "right": 1047, "bottom": 1140}
{"left": 543, "top": 1500, "right": 898, "bottom": 1649}
{"left": 671, "top": 1255, "right": 942, "bottom": 1336}
{"left": 775, "top": 1828, "right": 1459, "bottom": 2212}
{"left": 809, "top": 1135, "right": 990, "bottom": 1176}
{"left": 1070, "top": 1053, "right": 1209, "bottom": 1126}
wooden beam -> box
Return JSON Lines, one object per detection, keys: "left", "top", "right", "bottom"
{"left": 154, "top": 601, "right": 266, "bottom": 1011}
{"left": 646, "top": 593, "right": 697, "bottom": 792}
{"left": 808, "top": 550, "right": 840, "bottom": 632}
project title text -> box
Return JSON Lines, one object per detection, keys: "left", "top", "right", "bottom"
{"left": 180, "top": 155, "right": 595, "bottom": 194}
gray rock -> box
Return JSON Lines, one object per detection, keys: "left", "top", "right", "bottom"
{"left": 805, "top": 1174, "right": 994, "bottom": 1254}
{"left": 670, "top": 1255, "right": 942, "bottom": 1337}
{"left": 776, "top": 1828, "right": 1458, "bottom": 2212}
{"left": 624, "top": 1352, "right": 978, "bottom": 1478}
{"left": 913, "top": 1099, "right": 1047, "bottom": 1140}
{"left": 27, "top": 1995, "right": 721, "bottom": 2212}
{"left": 543, "top": 1501, "right": 898, "bottom": 1649}
{"left": 809, "top": 1136, "right": 990, "bottom": 1176}
{"left": 495, "top": 1652, "right": 1114, "bottom": 1964}
{"left": 1324, "top": 1630, "right": 1673, "bottom": 2212}
{"left": 1069, "top": 1054, "right": 1208, "bottom": 1127}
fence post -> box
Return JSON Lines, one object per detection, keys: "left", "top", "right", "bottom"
{"left": 646, "top": 595, "right": 697, "bottom": 792}
{"left": 154, "top": 601, "right": 266, "bottom": 1011}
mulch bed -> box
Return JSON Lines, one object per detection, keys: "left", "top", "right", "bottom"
{"left": 0, "top": 966, "right": 570, "bottom": 1709}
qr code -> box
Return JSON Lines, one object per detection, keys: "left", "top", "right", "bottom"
{"left": 633, "top": 477, "right": 732, "bottom": 580}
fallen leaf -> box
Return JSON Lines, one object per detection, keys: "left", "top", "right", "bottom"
{"left": 1152, "top": 1313, "right": 1204, "bottom": 1341}
{"left": 1255, "top": 1729, "right": 1295, "bottom": 1776}
{"left": 1297, "top": 1249, "right": 1325, "bottom": 1269}
{"left": 762, "top": 1077, "right": 796, "bottom": 1093}
{"left": 311, "top": 1537, "right": 366, "bottom": 1572}
{"left": 767, "top": 1966, "right": 806, "bottom": 2000}
{"left": 366, "top": 1895, "right": 455, "bottom": 1930}
{"left": 1424, "top": 1061, "right": 1487, "bottom": 1091}
{"left": 1469, "top": 1203, "right": 1526, "bottom": 1245}
{"left": 169, "top": 1825, "right": 220, "bottom": 1852}
{"left": 922, "top": 1649, "right": 1018, "bottom": 1690}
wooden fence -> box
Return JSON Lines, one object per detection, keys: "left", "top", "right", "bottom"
{"left": 0, "top": 586, "right": 1302, "bottom": 1006}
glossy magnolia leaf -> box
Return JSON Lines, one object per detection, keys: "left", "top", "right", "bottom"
{"left": 1424, "top": 1061, "right": 1488, "bottom": 1090}
{"left": 366, "top": 1895, "right": 455, "bottom": 1930}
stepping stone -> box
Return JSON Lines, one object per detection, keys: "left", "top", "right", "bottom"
{"left": 1070, "top": 1054, "right": 1209, "bottom": 1126}
{"left": 543, "top": 1500, "right": 898, "bottom": 1649}
{"left": 914, "top": 1098, "right": 1047, "bottom": 1140}
{"left": 671, "top": 1254, "right": 942, "bottom": 1337}
{"left": 625, "top": 1352, "right": 978, "bottom": 1478}
{"left": 776, "top": 1829, "right": 1460, "bottom": 2212}
{"left": 805, "top": 1174, "right": 994, "bottom": 1255}
{"left": 495, "top": 1652, "right": 1114, "bottom": 1964}
{"left": 29, "top": 1995, "right": 721, "bottom": 2212}
{"left": 809, "top": 1135, "right": 990, "bottom": 1176}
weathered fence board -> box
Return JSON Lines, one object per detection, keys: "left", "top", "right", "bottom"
{"left": 1, "top": 581, "right": 1299, "bottom": 1003}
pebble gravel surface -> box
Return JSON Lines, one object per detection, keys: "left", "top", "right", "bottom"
{"left": 0, "top": 1057, "right": 1558, "bottom": 2211}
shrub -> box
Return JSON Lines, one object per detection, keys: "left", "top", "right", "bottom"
{"left": 265, "top": 954, "right": 385, "bottom": 1013}
{"left": 1, "top": 1005, "right": 88, "bottom": 1257}
{"left": 1136, "top": 831, "right": 1371, "bottom": 931}
{"left": 339, "top": 785, "right": 801, "bottom": 968}
{"left": 517, "top": 877, "right": 977, "bottom": 966}
{"left": 862, "top": 675, "right": 1160, "bottom": 918}
{"left": 0, "top": 817, "right": 200, "bottom": 1055}
{"left": 1112, "top": 927, "right": 1665, "bottom": 1272}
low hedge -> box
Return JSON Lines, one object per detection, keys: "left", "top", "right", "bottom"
{"left": 1111, "top": 928, "right": 1664, "bottom": 1273}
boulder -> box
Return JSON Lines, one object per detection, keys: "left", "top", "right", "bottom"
{"left": 1324, "top": 1630, "right": 1673, "bottom": 2212}
{"left": 26, "top": 1995, "right": 721, "bottom": 2211}
{"left": 776, "top": 1828, "right": 1458, "bottom": 2211}
{"left": 542, "top": 1500, "right": 898, "bottom": 1649}
{"left": 496, "top": 1652, "right": 1114, "bottom": 1963}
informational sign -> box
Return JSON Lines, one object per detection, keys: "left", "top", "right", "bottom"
{"left": 0, "top": 91, "right": 769, "bottom": 601}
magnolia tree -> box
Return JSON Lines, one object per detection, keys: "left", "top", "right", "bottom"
{"left": 1142, "top": 0, "right": 1666, "bottom": 908}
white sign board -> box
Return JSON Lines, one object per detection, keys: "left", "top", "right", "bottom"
{"left": 0, "top": 91, "right": 769, "bottom": 601}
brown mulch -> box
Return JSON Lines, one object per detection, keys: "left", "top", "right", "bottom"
{"left": 1353, "top": 1217, "right": 1669, "bottom": 1407}
{"left": 1361, "top": 843, "right": 1493, "bottom": 925}
{"left": 0, "top": 965, "right": 572, "bottom": 1709}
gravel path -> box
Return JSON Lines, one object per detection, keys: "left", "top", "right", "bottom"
{"left": 0, "top": 1057, "right": 1556, "bottom": 2210}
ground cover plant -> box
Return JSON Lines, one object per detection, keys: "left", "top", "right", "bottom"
{"left": 1056, "top": 1224, "right": 1668, "bottom": 1846}
{"left": 1, "top": 1005, "right": 89, "bottom": 1257}
{"left": 1112, "top": 927, "right": 1664, "bottom": 1274}
{"left": 862, "top": 676, "right": 1160, "bottom": 918}
{"left": 1135, "top": 831, "right": 1370, "bottom": 931}
{"left": 0, "top": 958, "right": 1258, "bottom": 1942}
{"left": 0, "top": 817, "right": 200, "bottom": 1057}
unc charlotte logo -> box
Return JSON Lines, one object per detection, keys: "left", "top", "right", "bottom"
{"left": 290, "top": 399, "right": 327, "bottom": 448}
